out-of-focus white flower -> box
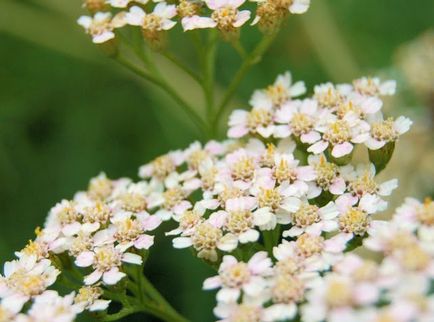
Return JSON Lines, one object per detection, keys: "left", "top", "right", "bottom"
{"left": 77, "top": 12, "right": 126, "bottom": 43}
{"left": 203, "top": 252, "right": 272, "bottom": 302}
{"left": 0, "top": 257, "right": 60, "bottom": 313}
{"left": 126, "top": 4, "right": 177, "bottom": 31}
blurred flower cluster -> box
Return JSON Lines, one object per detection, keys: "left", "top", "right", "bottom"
{"left": 2, "top": 70, "right": 431, "bottom": 322}
{"left": 78, "top": 0, "right": 311, "bottom": 46}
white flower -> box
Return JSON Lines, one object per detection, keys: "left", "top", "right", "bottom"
{"left": 75, "top": 241, "right": 142, "bottom": 285}
{"left": 203, "top": 252, "right": 272, "bottom": 302}
{"left": 365, "top": 115, "right": 412, "bottom": 150}
{"left": 308, "top": 113, "right": 370, "bottom": 158}
{"left": 205, "top": 0, "right": 251, "bottom": 31}
{"left": 250, "top": 71, "right": 306, "bottom": 108}
{"left": 0, "top": 256, "right": 60, "bottom": 312}
{"left": 21, "top": 291, "right": 80, "bottom": 322}
{"left": 77, "top": 12, "right": 126, "bottom": 44}
{"left": 126, "top": 4, "right": 177, "bottom": 34}
{"left": 74, "top": 285, "right": 110, "bottom": 312}
{"left": 283, "top": 201, "right": 339, "bottom": 237}
{"left": 353, "top": 77, "right": 396, "bottom": 96}
{"left": 173, "top": 220, "right": 236, "bottom": 261}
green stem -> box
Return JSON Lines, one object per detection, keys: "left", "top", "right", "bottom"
{"left": 262, "top": 230, "right": 275, "bottom": 256}
{"left": 213, "top": 33, "right": 278, "bottom": 133}
{"left": 114, "top": 55, "right": 207, "bottom": 135}
{"left": 161, "top": 51, "right": 202, "bottom": 84}
{"left": 203, "top": 30, "right": 218, "bottom": 137}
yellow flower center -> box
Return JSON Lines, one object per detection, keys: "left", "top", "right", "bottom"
{"left": 230, "top": 304, "right": 262, "bottom": 322}
{"left": 152, "top": 155, "right": 176, "bottom": 179}
{"left": 336, "top": 100, "right": 363, "bottom": 119}
{"left": 275, "top": 258, "right": 300, "bottom": 276}
{"left": 221, "top": 262, "right": 251, "bottom": 288}
{"left": 191, "top": 223, "right": 222, "bottom": 253}
{"left": 314, "top": 156, "right": 339, "bottom": 189}
{"left": 417, "top": 198, "right": 434, "bottom": 226}
{"left": 74, "top": 286, "right": 103, "bottom": 307}
{"left": 339, "top": 208, "right": 370, "bottom": 236}
{"left": 94, "top": 246, "right": 122, "bottom": 272}
{"left": 370, "top": 118, "right": 398, "bottom": 142}
{"left": 400, "top": 246, "right": 430, "bottom": 271}
{"left": 179, "top": 210, "right": 203, "bottom": 231}
{"left": 323, "top": 120, "right": 351, "bottom": 145}
{"left": 187, "top": 149, "right": 209, "bottom": 170}
{"left": 247, "top": 108, "right": 273, "bottom": 131}
{"left": 315, "top": 86, "right": 343, "bottom": 108}
{"left": 296, "top": 233, "right": 324, "bottom": 257}
{"left": 83, "top": 201, "right": 111, "bottom": 224}
{"left": 290, "top": 112, "right": 314, "bottom": 136}
{"left": 7, "top": 269, "right": 46, "bottom": 297}
{"left": 211, "top": 7, "right": 237, "bottom": 31}
{"left": 88, "top": 176, "right": 113, "bottom": 200}
{"left": 273, "top": 159, "right": 298, "bottom": 184}
{"left": 120, "top": 193, "right": 147, "bottom": 213}
{"left": 218, "top": 186, "right": 244, "bottom": 205}
{"left": 163, "top": 187, "right": 185, "bottom": 210}
{"left": 325, "top": 278, "right": 352, "bottom": 307}
{"left": 231, "top": 156, "right": 256, "bottom": 181}
{"left": 177, "top": 0, "right": 201, "bottom": 17}
{"left": 272, "top": 275, "right": 304, "bottom": 304}
{"left": 258, "top": 188, "right": 282, "bottom": 210}
{"left": 348, "top": 171, "right": 378, "bottom": 197}
{"left": 70, "top": 233, "right": 93, "bottom": 257}
{"left": 266, "top": 83, "right": 290, "bottom": 106}
{"left": 114, "top": 218, "right": 142, "bottom": 243}
{"left": 353, "top": 78, "right": 379, "bottom": 96}
{"left": 292, "top": 204, "right": 320, "bottom": 228}
{"left": 226, "top": 211, "right": 254, "bottom": 234}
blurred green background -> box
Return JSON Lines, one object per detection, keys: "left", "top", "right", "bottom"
{"left": 0, "top": 0, "right": 433, "bottom": 321}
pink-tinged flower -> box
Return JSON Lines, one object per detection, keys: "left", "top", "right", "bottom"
{"left": 203, "top": 0, "right": 251, "bottom": 32}
{"left": 203, "top": 252, "right": 272, "bottom": 303}
{"left": 394, "top": 197, "right": 434, "bottom": 242}
{"left": 227, "top": 106, "right": 275, "bottom": 138}
{"left": 258, "top": 153, "right": 315, "bottom": 198}
{"left": 250, "top": 71, "right": 306, "bottom": 108}
{"left": 125, "top": 4, "right": 177, "bottom": 32}
{"left": 276, "top": 232, "right": 351, "bottom": 272}
{"left": 306, "top": 155, "right": 346, "bottom": 199}
{"left": 166, "top": 203, "right": 207, "bottom": 236}
{"left": 335, "top": 193, "right": 387, "bottom": 237}
{"left": 77, "top": 12, "right": 126, "bottom": 44}
{"left": 274, "top": 99, "right": 323, "bottom": 141}
{"left": 148, "top": 183, "right": 193, "bottom": 221}
{"left": 45, "top": 199, "right": 83, "bottom": 236}
{"left": 139, "top": 150, "right": 184, "bottom": 180}
{"left": 352, "top": 77, "right": 396, "bottom": 97}
{"left": 75, "top": 241, "right": 142, "bottom": 285}
{"left": 182, "top": 141, "right": 220, "bottom": 171}
{"left": 172, "top": 219, "right": 237, "bottom": 261}
{"left": 339, "top": 163, "right": 398, "bottom": 201}
{"left": 365, "top": 115, "right": 412, "bottom": 150}
{"left": 109, "top": 211, "right": 161, "bottom": 252}
{"left": 263, "top": 272, "right": 320, "bottom": 322}
{"left": 333, "top": 254, "right": 382, "bottom": 305}
{"left": 212, "top": 196, "right": 265, "bottom": 245}
{"left": 21, "top": 291, "right": 80, "bottom": 322}
{"left": 307, "top": 113, "right": 370, "bottom": 158}
{"left": 313, "top": 83, "right": 345, "bottom": 109}
{"left": 334, "top": 94, "right": 384, "bottom": 120}
{"left": 282, "top": 201, "right": 339, "bottom": 237}
{"left": 213, "top": 297, "right": 269, "bottom": 322}
{"left": 74, "top": 285, "right": 110, "bottom": 312}
{"left": 250, "top": 177, "right": 302, "bottom": 230}
{"left": 363, "top": 220, "right": 419, "bottom": 254}
{"left": 0, "top": 256, "right": 60, "bottom": 313}
{"left": 221, "top": 148, "right": 260, "bottom": 190}
{"left": 301, "top": 273, "right": 369, "bottom": 322}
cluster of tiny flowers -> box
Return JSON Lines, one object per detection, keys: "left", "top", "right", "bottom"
{"left": 228, "top": 71, "right": 412, "bottom": 160}
{"left": 77, "top": 0, "right": 312, "bottom": 45}
{"left": 0, "top": 71, "right": 421, "bottom": 321}
{"left": 0, "top": 172, "right": 163, "bottom": 320}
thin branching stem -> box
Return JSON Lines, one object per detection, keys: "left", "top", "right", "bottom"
{"left": 213, "top": 33, "right": 278, "bottom": 133}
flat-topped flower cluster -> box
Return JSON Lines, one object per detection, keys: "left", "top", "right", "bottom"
{"left": 77, "top": 0, "right": 311, "bottom": 44}
{"left": 1, "top": 72, "right": 431, "bottom": 322}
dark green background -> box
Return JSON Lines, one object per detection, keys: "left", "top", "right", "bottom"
{"left": 0, "top": 0, "right": 433, "bottom": 320}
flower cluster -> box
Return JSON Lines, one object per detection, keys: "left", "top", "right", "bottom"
{"left": 78, "top": 0, "right": 312, "bottom": 44}
{"left": 228, "top": 71, "right": 412, "bottom": 162}
{"left": 0, "top": 72, "right": 426, "bottom": 322}
{"left": 0, "top": 173, "right": 163, "bottom": 320}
